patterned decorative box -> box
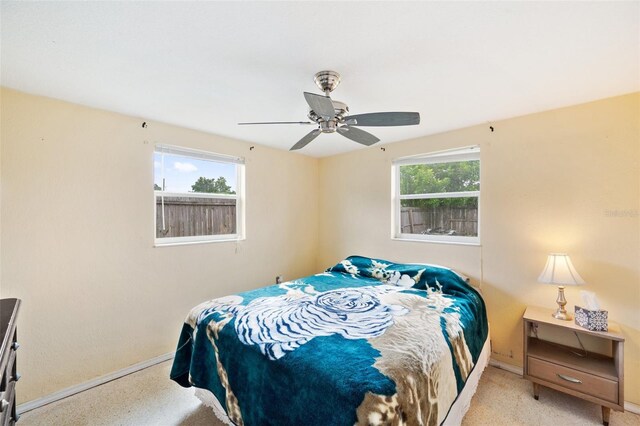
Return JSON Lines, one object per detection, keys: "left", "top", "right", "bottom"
{"left": 574, "top": 305, "right": 608, "bottom": 332}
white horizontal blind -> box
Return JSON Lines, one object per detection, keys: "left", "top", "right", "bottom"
{"left": 392, "top": 146, "right": 479, "bottom": 166}
{"left": 155, "top": 144, "right": 245, "bottom": 165}
{"left": 400, "top": 191, "right": 480, "bottom": 199}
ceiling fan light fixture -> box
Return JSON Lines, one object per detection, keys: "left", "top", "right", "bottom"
{"left": 320, "top": 120, "right": 337, "bottom": 133}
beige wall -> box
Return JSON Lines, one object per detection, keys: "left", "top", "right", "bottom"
{"left": 0, "top": 88, "right": 319, "bottom": 403}
{"left": 317, "top": 93, "right": 640, "bottom": 404}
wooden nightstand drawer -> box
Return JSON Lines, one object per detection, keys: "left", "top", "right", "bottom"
{"left": 528, "top": 355, "right": 618, "bottom": 404}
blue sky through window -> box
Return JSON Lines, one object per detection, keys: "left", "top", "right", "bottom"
{"left": 154, "top": 152, "right": 237, "bottom": 193}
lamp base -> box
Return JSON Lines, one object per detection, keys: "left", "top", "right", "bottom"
{"left": 552, "top": 285, "right": 572, "bottom": 321}
{"left": 552, "top": 309, "right": 572, "bottom": 321}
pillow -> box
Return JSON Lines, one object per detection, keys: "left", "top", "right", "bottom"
{"left": 326, "top": 255, "right": 380, "bottom": 277}
{"left": 326, "top": 255, "right": 470, "bottom": 292}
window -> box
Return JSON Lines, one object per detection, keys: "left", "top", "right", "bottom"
{"left": 154, "top": 144, "right": 245, "bottom": 245}
{"left": 392, "top": 146, "right": 480, "bottom": 244}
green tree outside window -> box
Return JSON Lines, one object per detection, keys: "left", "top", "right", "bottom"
{"left": 191, "top": 176, "right": 236, "bottom": 194}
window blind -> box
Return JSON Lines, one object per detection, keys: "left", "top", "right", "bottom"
{"left": 392, "top": 146, "right": 479, "bottom": 166}
{"left": 155, "top": 144, "right": 245, "bottom": 165}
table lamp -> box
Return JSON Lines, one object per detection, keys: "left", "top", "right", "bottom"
{"left": 538, "top": 253, "right": 585, "bottom": 320}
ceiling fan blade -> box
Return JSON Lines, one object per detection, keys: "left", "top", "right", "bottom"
{"left": 344, "top": 112, "right": 420, "bottom": 127}
{"left": 303, "top": 92, "right": 335, "bottom": 121}
{"left": 238, "top": 121, "right": 314, "bottom": 125}
{"left": 290, "top": 129, "right": 322, "bottom": 151}
{"left": 336, "top": 126, "right": 380, "bottom": 146}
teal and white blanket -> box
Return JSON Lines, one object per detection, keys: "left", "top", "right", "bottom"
{"left": 170, "top": 256, "right": 489, "bottom": 425}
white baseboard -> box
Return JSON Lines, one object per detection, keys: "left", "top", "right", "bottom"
{"left": 625, "top": 401, "right": 640, "bottom": 415}
{"left": 488, "top": 357, "right": 523, "bottom": 375}
{"left": 17, "top": 352, "right": 175, "bottom": 415}
{"left": 488, "top": 358, "right": 640, "bottom": 415}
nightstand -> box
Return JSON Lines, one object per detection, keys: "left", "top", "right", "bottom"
{"left": 523, "top": 306, "right": 624, "bottom": 426}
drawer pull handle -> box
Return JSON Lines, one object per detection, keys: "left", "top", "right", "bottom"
{"left": 12, "top": 342, "right": 20, "bottom": 351}
{"left": 557, "top": 373, "right": 582, "bottom": 384}
{"left": 12, "top": 373, "right": 22, "bottom": 382}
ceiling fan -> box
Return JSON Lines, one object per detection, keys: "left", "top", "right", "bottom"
{"left": 238, "top": 70, "right": 421, "bottom": 151}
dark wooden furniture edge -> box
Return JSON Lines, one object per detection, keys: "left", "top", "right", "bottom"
{"left": 0, "top": 299, "right": 21, "bottom": 380}
{"left": 1, "top": 298, "right": 21, "bottom": 426}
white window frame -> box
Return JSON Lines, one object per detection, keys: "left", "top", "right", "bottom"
{"left": 154, "top": 144, "right": 245, "bottom": 247}
{"left": 391, "top": 146, "right": 480, "bottom": 245}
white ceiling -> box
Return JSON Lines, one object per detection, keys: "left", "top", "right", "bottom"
{"left": 1, "top": 2, "right": 638, "bottom": 157}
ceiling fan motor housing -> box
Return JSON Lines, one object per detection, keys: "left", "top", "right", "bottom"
{"left": 308, "top": 99, "right": 349, "bottom": 133}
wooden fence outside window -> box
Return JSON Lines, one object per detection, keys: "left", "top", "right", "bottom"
{"left": 156, "top": 196, "right": 236, "bottom": 238}
{"left": 400, "top": 206, "right": 478, "bottom": 236}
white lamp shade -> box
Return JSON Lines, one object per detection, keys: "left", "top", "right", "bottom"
{"left": 538, "top": 253, "right": 586, "bottom": 286}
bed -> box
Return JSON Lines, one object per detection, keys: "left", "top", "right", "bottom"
{"left": 170, "top": 255, "right": 489, "bottom": 425}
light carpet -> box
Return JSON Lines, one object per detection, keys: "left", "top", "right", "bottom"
{"left": 19, "top": 362, "right": 639, "bottom": 425}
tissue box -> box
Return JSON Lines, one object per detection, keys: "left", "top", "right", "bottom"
{"left": 574, "top": 305, "right": 608, "bottom": 332}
